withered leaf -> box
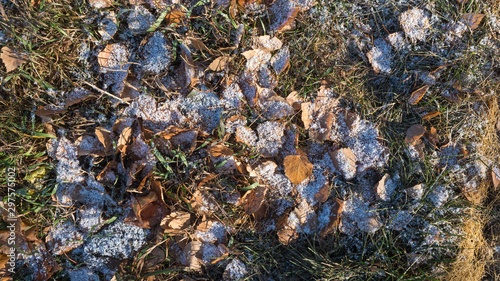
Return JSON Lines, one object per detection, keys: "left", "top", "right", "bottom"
{"left": 374, "top": 174, "right": 392, "bottom": 201}
{"left": 95, "top": 127, "right": 113, "bottom": 155}
{"left": 165, "top": 9, "right": 186, "bottom": 25}
{"left": 1, "top": 47, "right": 27, "bottom": 73}
{"left": 208, "top": 144, "right": 234, "bottom": 157}
{"left": 187, "top": 36, "right": 211, "bottom": 54}
{"left": 117, "top": 126, "right": 133, "bottom": 152}
{"left": 240, "top": 185, "right": 268, "bottom": 217}
{"left": 284, "top": 155, "right": 314, "bottom": 185}
{"left": 183, "top": 241, "right": 202, "bottom": 271}
{"left": 301, "top": 102, "right": 312, "bottom": 130}
{"left": 35, "top": 106, "right": 67, "bottom": 118}
{"left": 315, "top": 183, "right": 330, "bottom": 203}
{"left": 405, "top": 124, "right": 427, "bottom": 145}
{"left": 160, "top": 211, "right": 191, "bottom": 233}
{"left": 461, "top": 13, "right": 485, "bottom": 30}
{"left": 320, "top": 198, "right": 344, "bottom": 237}
{"left": 89, "top": 0, "right": 112, "bottom": 8}
{"left": 408, "top": 85, "right": 429, "bottom": 105}
{"left": 493, "top": 170, "right": 500, "bottom": 189}
{"left": 277, "top": 228, "right": 297, "bottom": 245}
{"left": 209, "top": 56, "right": 232, "bottom": 72}
{"left": 286, "top": 91, "right": 302, "bottom": 110}
{"left": 422, "top": 111, "right": 441, "bottom": 120}
{"left": 424, "top": 127, "right": 439, "bottom": 147}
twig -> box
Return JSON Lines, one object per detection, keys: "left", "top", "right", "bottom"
{"left": 82, "top": 81, "right": 130, "bottom": 105}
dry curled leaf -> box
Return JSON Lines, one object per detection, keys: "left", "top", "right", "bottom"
{"left": 240, "top": 185, "right": 268, "bottom": 218}
{"left": 461, "top": 13, "right": 485, "bottom": 30}
{"left": 331, "top": 148, "right": 357, "bottom": 180}
{"left": 421, "top": 111, "right": 441, "bottom": 120}
{"left": 95, "top": 127, "right": 113, "bottom": 155}
{"left": 320, "top": 198, "right": 344, "bottom": 237}
{"left": 284, "top": 155, "right": 313, "bottom": 185}
{"left": 160, "top": 211, "right": 191, "bottom": 233}
{"left": 35, "top": 106, "right": 67, "bottom": 118}
{"left": 405, "top": 124, "right": 427, "bottom": 145}
{"left": 408, "top": 85, "right": 429, "bottom": 105}
{"left": 277, "top": 228, "right": 297, "bottom": 245}
{"left": 1, "top": 47, "right": 27, "bottom": 73}
{"left": 209, "top": 56, "right": 232, "bottom": 72}
{"left": 187, "top": 36, "right": 211, "bottom": 54}
{"left": 208, "top": 145, "right": 234, "bottom": 157}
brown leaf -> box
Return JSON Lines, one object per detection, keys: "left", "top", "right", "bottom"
{"left": 208, "top": 145, "right": 234, "bottom": 157}
{"left": 286, "top": 91, "right": 302, "bottom": 110}
{"left": 65, "top": 89, "right": 93, "bottom": 107}
{"left": 330, "top": 148, "right": 357, "bottom": 180}
{"left": 95, "top": 127, "right": 113, "bottom": 155}
{"left": 408, "top": 85, "right": 429, "bottom": 105}
{"left": 461, "top": 13, "right": 485, "bottom": 30}
{"left": 284, "top": 155, "right": 313, "bottom": 185}
{"left": 132, "top": 191, "right": 167, "bottom": 228}
{"left": 183, "top": 241, "right": 202, "bottom": 271}
{"left": 314, "top": 183, "right": 330, "bottom": 203}
{"left": 190, "top": 190, "right": 218, "bottom": 216}
{"left": 209, "top": 56, "right": 232, "bottom": 72}
{"left": 421, "top": 111, "right": 441, "bottom": 120}
{"left": 117, "top": 126, "right": 133, "bottom": 153}
{"left": 277, "top": 228, "right": 297, "bottom": 245}
{"left": 187, "top": 36, "right": 212, "bottom": 54}
{"left": 405, "top": 124, "right": 427, "bottom": 145}
{"left": 35, "top": 106, "right": 67, "bottom": 118}
{"left": 96, "top": 160, "right": 118, "bottom": 182}
{"left": 160, "top": 211, "right": 191, "bottom": 233}
{"left": 301, "top": 102, "right": 313, "bottom": 129}
{"left": 1, "top": 47, "right": 27, "bottom": 73}
{"left": 493, "top": 170, "right": 500, "bottom": 189}
{"left": 240, "top": 185, "right": 268, "bottom": 218}
{"left": 320, "top": 198, "right": 344, "bottom": 237}
{"left": 374, "top": 174, "right": 392, "bottom": 201}
{"left": 424, "top": 127, "right": 439, "bottom": 147}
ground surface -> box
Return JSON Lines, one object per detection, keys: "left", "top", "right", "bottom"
{"left": 1, "top": 0, "right": 500, "bottom": 280}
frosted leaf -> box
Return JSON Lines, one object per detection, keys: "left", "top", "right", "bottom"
{"left": 98, "top": 12, "right": 117, "bottom": 41}
{"left": 268, "top": 0, "right": 314, "bottom": 31}
{"left": 256, "top": 66, "right": 278, "bottom": 89}
{"left": 195, "top": 221, "right": 228, "bottom": 244}
{"left": 125, "top": 94, "right": 184, "bottom": 132}
{"left": 428, "top": 185, "right": 450, "bottom": 208}
{"left": 46, "top": 221, "right": 84, "bottom": 255}
{"left": 258, "top": 96, "right": 294, "bottom": 120}
{"left": 340, "top": 196, "right": 381, "bottom": 235}
{"left": 253, "top": 161, "right": 293, "bottom": 216}
{"left": 243, "top": 48, "right": 272, "bottom": 72}
{"left": 387, "top": 210, "right": 412, "bottom": 231}
{"left": 399, "top": 8, "right": 430, "bottom": 43}
{"left": 367, "top": 38, "right": 392, "bottom": 74}
{"left": 405, "top": 184, "right": 424, "bottom": 200}
{"left": 141, "top": 32, "right": 173, "bottom": 74}
{"left": 235, "top": 126, "right": 258, "bottom": 147}
{"left": 83, "top": 220, "right": 148, "bottom": 259}
{"left": 201, "top": 243, "right": 228, "bottom": 264}
{"left": 225, "top": 115, "right": 246, "bottom": 134}
{"left": 127, "top": 5, "right": 154, "bottom": 33}
{"left": 78, "top": 206, "right": 105, "bottom": 233}
{"left": 331, "top": 148, "right": 357, "bottom": 180}
{"left": 270, "top": 46, "right": 290, "bottom": 74}
{"left": 222, "top": 82, "right": 245, "bottom": 109}
{"left": 255, "top": 121, "right": 285, "bottom": 157}
{"left": 67, "top": 267, "right": 99, "bottom": 281}
{"left": 295, "top": 164, "right": 328, "bottom": 204}
{"left": 238, "top": 71, "right": 258, "bottom": 107}
{"left": 252, "top": 35, "right": 283, "bottom": 51}
{"left": 223, "top": 258, "right": 247, "bottom": 280}
{"left": 98, "top": 44, "right": 131, "bottom": 94}
{"left": 387, "top": 32, "right": 405, "bottom": 50}
{"left": 47, "top": 137, "right": 84, "bottom": 183}
{"left": 182, "top": 88, "right": 224, "bottom": 134}
{"left": 374, "top": 174, "right": 397, "bottom": 202}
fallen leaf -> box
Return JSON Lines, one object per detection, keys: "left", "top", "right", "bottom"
{"left": 421, "top": 111, "right": 441, "bottom": 120}
{"left": 1, "top": 47, "right": 27, "bottom": 73}
{"left": 320, "top": 198, "right": 344, "bottom": 237}
{"left": 208, "top": 145, "right": 234, "bottom": 157}
{"left": 240, "top": 185, "right": 268, "bottom": 218}
{"left": 165, "top": 9, "right": 186, "bottom": 25}
{"left": 65, "top": 88, "right": 93, "bottom": 107}
{"left": 277, "top": 228, "right": 297, "bottom": 245}
{"left": 117, "top": 126, "right": 133, "bottom": 153}
{"left": 187, "top": 36, "right": 212, "bottom": 54}
{"left": 374, "top": 174, "right": 392, "bottom": 201}
{"left": 190, "top": 190, "right": 218, "bottom": 216}
{"left": 286, "top": 91, "right": 302, "bottom": 110}
{"left": 95, "top": 127, "right": 113, "bottom": 155}
{"left": 35, "top": 106, "right": 67, "bottom": 118}
{"left": 252, "top": 35, "right": 283, "bottom": 52}
{"left": 209, "top": 56, "right": 232, "bottom": 72}
{"left": 160, "top": 211, "right": 191, "bottom": 234}
{"left": 301, "top": 102, "right": 313, "bottom": 129}
{"left": 183, "top": 241, "right": 202, "bottom": 271}
{"left": 89, "top": 0, "right": 112, "bottom": 8}
{"left": 424, "top": 126, "right": 439, "bottom": 147}
{"left": 314, "top": 183, "right": 330, "bottom": 203}
{"left": 493, "top": 169, "right": 500, "bottom": 189}
{"left": 405, "top": 124, "right": 427, "bottom": 145}
{"left": 96, "top": 160, "right": 118, "bottom": 182}
{"left": 461, "top": 13, "right": 485, "bottom": 30}
{"left": 408, "top": 85, "right": 429, "bottom": 105}
{"left": 284, "top": 155, "right": 313, "bottom": 185}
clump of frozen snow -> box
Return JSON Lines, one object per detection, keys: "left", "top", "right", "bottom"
{"left": 255, "top": 121, "right": 285, "bottom": 157}
{"left": 427, "top": 185, "right": 450, "bottom": 208}
{"left": 387, "top": 32, "right": 405, "bottom": 50}
{"left": 195, "top": 221, "right": 229, "bottom": 244}
{"left": 46, "top": 221, "right": 84, "bottom": 255}
{"left": 182, "top": 88, "right": 224, "bottom": 134}
{"left": 387, "top": 210, "right": 412, "bottom": 231}
{"left": 340, "top": 196, "right": 381, "bottom": 235}
{"left": 127, "top": 5, "right": 154, "bottom": 33}
{"left": 296, "top": 165, "right": 328, "bottom": 204}
{"left": 223, "top": 258, "right": 248, "bottom": 280}
{"left": 236, "top": 126, "right": 258, "bottom": 147}
{"left": 141, "top": 32, "right": 172, "bottom": 74}
{"left": 98, "top": 12, "right": 117, "bottom": 41}
{"left": 399, "top": 8, "right": 430, "bottom": 43}
{"left": 222, "top": 82, "right": 245, "bottom": 109}
{"left": 125, "top": 94, "right": 185, "bottom": 132}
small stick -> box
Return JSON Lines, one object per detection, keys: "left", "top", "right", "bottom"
{"left": 82, "top": 81, "right": 130, "bottom": 105}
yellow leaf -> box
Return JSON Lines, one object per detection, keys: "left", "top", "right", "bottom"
{"left": 284, "top": 155, "right": 313, "bottom": 185}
